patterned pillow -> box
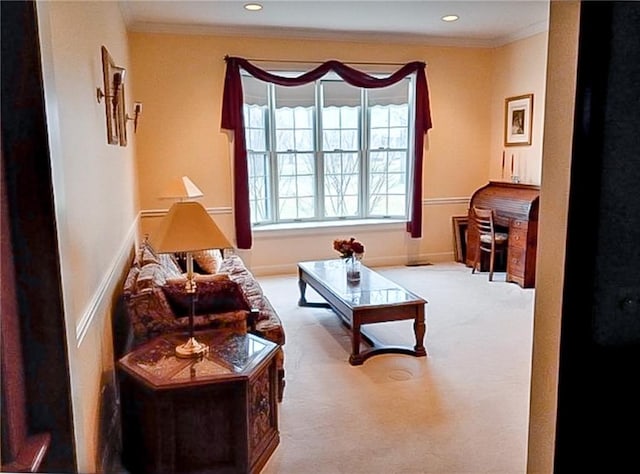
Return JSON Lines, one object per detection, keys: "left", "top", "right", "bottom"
{"left": 138, "top": 239, "right": 160, "bottom": 266}
{"left": 123, "top": 266, "right": 140, "bottom": 299}
{"left": 193, "top": 249, "right": 224, "bottom": 274}
{"left": 161, "top": 278, "right": 249, "bottom": 317}
{"left": 136, "top": 263, "right": 168, "bottom": 291}
{"left": 165, "top": 273, "right": 231, "bottom": 286}
{"left": 158, "top": 253, "right": 183, "bottom": 278}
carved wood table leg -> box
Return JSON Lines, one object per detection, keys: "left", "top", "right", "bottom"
{"left": 413, "top": 305, "right": 427, "bottom": 356}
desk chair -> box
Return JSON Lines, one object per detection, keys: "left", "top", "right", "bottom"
{"left": 471, "top": 206, "right": 508, "bottom": 281}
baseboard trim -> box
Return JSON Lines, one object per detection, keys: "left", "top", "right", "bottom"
{"left": 75, "top": 217, "right": 138, "bottom": 347}
{"left": 249, "top": 252, "right": 455, "bottom": 277}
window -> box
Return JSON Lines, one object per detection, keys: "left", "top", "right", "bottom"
{"left": 242, "top": 74, "right": 414, "bottom": 226}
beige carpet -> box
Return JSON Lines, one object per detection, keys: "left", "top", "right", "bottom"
{"left": 258, "top": 262, "right": 534, "bottom": 474}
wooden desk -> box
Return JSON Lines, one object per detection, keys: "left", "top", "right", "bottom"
{"left": 118, "top": 330, "right": 279, "bottom": 474}
{"left": 466, "top": 181, "right": 540, "bottom": 288}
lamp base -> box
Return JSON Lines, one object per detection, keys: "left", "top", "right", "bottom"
{"left": 175, "top": 336, "right": 209, "bottom": 358}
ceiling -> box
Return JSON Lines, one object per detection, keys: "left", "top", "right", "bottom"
{"left": 120, "top": 1, "right": 550, "bottom": 48}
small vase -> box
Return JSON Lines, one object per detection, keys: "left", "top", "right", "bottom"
{"left": 346, "top": 254, "right": 362, "bottom": 283}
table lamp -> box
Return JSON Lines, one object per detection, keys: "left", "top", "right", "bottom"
{"left": 151, "top": 198, "right": 234, "bottom": 358}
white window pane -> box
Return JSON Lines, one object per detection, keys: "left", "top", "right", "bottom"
{"left": 296, "top": 175, "right": 314, "bottom": 194}
{"left": 369, "top": 194, "right": 387, "bottom": 215}
{"left": 370, "top": 107, "right": 389, "bottom": 128}
{"left": 370, "top": 129, "right": 388, "bottom": 149}
{"left": 343, "top": 195, "right": 359, "bottom": 215}
{"left": 324, "top": 153, "right": 342, "bottom": 171}
{"left": 387, "top": 195, "right": 406, "bottom": 215}
{"left": 369, "top": 173, "right": 387, "bottom": 194}
{"left": 276, "top": 130, "right": 294, "bottom": 151}
{"left": 295, "top": 129, "right": 314, "bottom": 151}
{"left": 298, "top": 154, "right": 315, "bottom": 174}
{"left": 370, "top": 152, "right": 387, "bottom": 171}
{"left": 279, "top": 198, "right": 298, "bottom": 219}
{"left": 298, "top": 198, "right": 315, "bottom": 218}
{"left": 247, "top": 105, "right": 266, "bottom": 127}
{"left": 294, "top": 107, "right": 314, "bottom": 128}
{"left": 341, "top": 130, "right": 359, "bottom": 150}
{"left": 388, "top": 173, "right": 406, "bottom": 193}
{"left": 344, "top": 174, "right": 359, "bottom": 194}
{"left": 275, "top": 108, "right": 293, "bottom": 128}
{"left": 388, "top": 152, "right": 406, "bottom": 171}
{"left": 247, "top": 129, "right": 266, "bottom": 151}
{"left": 278, "top": 154, "right": 296, "bottom": 175}
{"left": 389, "top": 128, "right": 408, "bottom": 148}
{"left": 323, "top": 130, "right": 341, "bottom": 150}
{"left": 322, "top": 107, "right": 339, "bottom": 125}
{"left": 389, "top": 105, "right": 409, "bottom": 126}
{"left": 341, "top": 108, "right": 359, "bottom": 128}
{"left": 279, "top": 176, "right": 297, "bottom": 197}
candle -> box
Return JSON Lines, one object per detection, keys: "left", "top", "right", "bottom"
{"left": 502, "top": 151, "right": 505, "bottom": 174}
{"left": 511, "top": 154, "right": 514, "bottom": 174}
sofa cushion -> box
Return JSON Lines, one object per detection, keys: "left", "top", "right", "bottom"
{"left": 162, "top": 278, "right": 250, "bottom": 317}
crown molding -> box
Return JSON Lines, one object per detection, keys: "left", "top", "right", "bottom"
{"left": 126, "top": 20, "right": 547, "bottom": 49}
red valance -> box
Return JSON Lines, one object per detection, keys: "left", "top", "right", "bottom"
{"left": 221, "top": 56, "right": 432, "bottom": 249}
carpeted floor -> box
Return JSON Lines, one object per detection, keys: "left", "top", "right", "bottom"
{"left": 258, "top": 262, "right": 534, "bottom": 474}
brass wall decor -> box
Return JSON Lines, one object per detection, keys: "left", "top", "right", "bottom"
{"left": 96, "top": 46, "right": 142, "bottom": 146}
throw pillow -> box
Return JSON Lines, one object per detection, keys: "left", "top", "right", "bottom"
{"left": 193, "top": 249, "right": 223, "bottom": 274}
{"left": 136, "top": 263, "right": 167, "bottom": 291}
{"left": 161, "top": 278, "right": 250, "bottom": 317}
{"left": 138, "top": 239, "right": 160, "bottom": 266}
{"left": 165, "top": 273, "right": 231, "bottom": 286}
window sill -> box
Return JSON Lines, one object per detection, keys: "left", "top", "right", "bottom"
{"left": 252, "top": 219, "right": 406, "bottom": 238}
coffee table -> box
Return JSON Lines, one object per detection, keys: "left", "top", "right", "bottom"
{"left": 297, "top": 259, "right": 427, "bottom": 365}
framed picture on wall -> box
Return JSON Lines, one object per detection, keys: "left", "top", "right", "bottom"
{"left": 100, "top": 46, "right": 119, "bottom": 145}
{"left": 504, "top": 93, "right": 533, "bottom": 146}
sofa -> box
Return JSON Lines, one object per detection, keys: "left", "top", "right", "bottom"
{"left": 121, "top": 241, "right": 286, "bottom": 400}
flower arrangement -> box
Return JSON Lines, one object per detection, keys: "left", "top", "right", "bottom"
{"left": 333, "top": 237, "right": 365, "bottom": 259}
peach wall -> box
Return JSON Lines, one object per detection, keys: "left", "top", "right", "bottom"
{"left": 36, "top": 1, "right": 138, "bottom": 472}
{"left": 527, "top": 2, "right": 580, "bottom": 472}
{"left": 491, "top": 31, "right": 549, "bottom": 185}
{"left": 131, "top": 33, "right": 501, "bottom": 274}
{"left": 131, "top": 32, "right": 548, "bottom": 275}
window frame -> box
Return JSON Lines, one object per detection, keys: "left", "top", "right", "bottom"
{"left": 243, "top": 73, "right": 415, "bottom": 227}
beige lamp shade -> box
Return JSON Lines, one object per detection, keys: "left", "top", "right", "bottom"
{"left": 151, "top": 201, "right": 233, "bottom": 253}
{"left": 159, "top": 176, "right": 204, "bottom": 200}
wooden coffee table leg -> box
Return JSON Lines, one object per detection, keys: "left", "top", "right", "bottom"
{"left": 413, "top": 305, "right": 427, "bottom": 356}
{"left": 349, "top": 314, "right": 363, "bottom": 365}
{"left": 297, "top": 275, "right": 308, "bottom": 306}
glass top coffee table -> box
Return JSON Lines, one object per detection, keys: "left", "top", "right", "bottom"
{"left": 297, "top": 259, "right": 427, "bottom": 365}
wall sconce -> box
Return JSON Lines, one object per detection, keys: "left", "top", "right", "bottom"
{"left": 127, "top": 102, "right": 143, "bottom": 133}
{"left": 97, "top": 46, "right": 142, "bottom": 146}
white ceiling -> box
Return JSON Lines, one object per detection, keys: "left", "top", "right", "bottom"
{"left": 120, "top": 0, "right": 550, "bottom": 48}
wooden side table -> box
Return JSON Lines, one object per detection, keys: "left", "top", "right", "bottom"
{"left": 117, "top": 330, "right": 279, "bottom": 474}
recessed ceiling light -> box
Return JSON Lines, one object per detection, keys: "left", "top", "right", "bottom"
{"left": 441, "top": 15, "right": 459, "bottom": 22}
{"left": 244, "top": 3, "right": 263, "bottom": 11}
